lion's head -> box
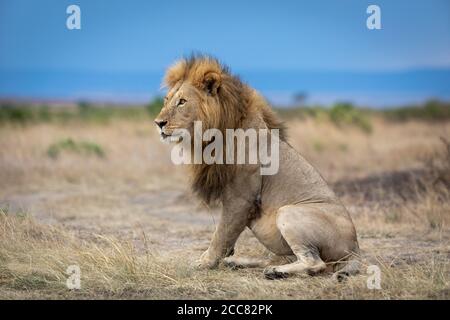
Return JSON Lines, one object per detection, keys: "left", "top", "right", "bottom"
{"left": 154, "top": 55, "right": 248, "bottom": 142}
{"left": 155, "top": 55, "right": 286, "bottom": 203}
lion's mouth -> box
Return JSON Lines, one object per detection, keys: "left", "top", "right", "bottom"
{"left": 161, "top": 132, "right": 171, "bottom": 139}
{"left": 160, "top": 131, "right": 183, "bottom": 143}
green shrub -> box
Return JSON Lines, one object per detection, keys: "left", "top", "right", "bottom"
{"left": 37, "top": 105, "right": 51, "bottom": 122}
{"left": 329, "top": 102, "right": 372, "bottom": 133}
{"left": 0, "top": 105, "right": 35, "bottom": 123}
{"left": 146, "top": 97, "right": 164, "bottom": 116}
{"left": 276, "top": 104, "right": 372, "bottom": 133}
{"left": 47, "top": 138, "right": 105, "bottom": 159}
{"left": 385, "top": 100, "right": 450, "bottom": 121}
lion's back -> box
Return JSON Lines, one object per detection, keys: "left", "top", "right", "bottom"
{"left": 261, "top": 140, "right": 337, "bottom": 208}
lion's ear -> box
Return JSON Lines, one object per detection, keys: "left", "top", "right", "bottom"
{"left": 202, "top": 72, "right": 221, "bottom": 96}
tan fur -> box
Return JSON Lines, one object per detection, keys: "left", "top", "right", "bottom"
{"left": 156, "top": 55, "right": 359, "bottom": 279}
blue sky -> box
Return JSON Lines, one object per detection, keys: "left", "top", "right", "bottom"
{"left": 0, "top": 0, "right": 449, "bottom": 106}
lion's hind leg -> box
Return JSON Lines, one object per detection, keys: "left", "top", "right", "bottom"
{"left": 263, "top": 249, "right": 326, "bottom": 279}
{"left": 223, "top": 257, "right": 271, "bottom": 269}
{"left": 263, "top": 204, "right": 332, "bottom": 279}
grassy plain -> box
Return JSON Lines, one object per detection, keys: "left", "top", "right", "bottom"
{"left": 0, "top": 102, "right": 449, "bottom": 299}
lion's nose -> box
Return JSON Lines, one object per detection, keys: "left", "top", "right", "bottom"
{"left": 154, "top": 119, "right": 168, "bottom": 129}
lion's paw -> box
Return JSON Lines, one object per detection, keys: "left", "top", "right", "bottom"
{"left": 223, "top": 257, "right": 242, "bottom": 270}
{"left": 263, "top": 266, "right": 289, "bottom": 280}
{"left": 194, "top": 251, "right": 220, "bottom": 270}
{"left": 194, "top": 259, "right": 218, "bottom": 270}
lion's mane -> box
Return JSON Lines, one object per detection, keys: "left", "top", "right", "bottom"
{"left": 164, "top": 55, "right": 286, "bottom": 204}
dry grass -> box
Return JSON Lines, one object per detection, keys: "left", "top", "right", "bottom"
{"left": 0, "top": 116, "right": 449, "bottom": 299}
{"left": 0, "top": 207, "right": 448, "bottom": 300}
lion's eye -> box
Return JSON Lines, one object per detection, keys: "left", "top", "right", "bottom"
{"left": 178, "top": 98, "right": 187, "bottom": 106}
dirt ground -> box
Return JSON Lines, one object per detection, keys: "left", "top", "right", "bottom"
{"left": 0, "top": 117, "right": 449, "bottom": 299}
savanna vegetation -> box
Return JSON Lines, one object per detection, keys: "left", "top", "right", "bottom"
{"left": 1, "top": 98, "right": 449, "bottom": 127}
{"left": 0, "top": 98, "right": 449, "bottom": 299}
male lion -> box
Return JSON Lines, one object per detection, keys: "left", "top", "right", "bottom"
{"left": 154, "top": 55, "right": 359, "bottom": 279}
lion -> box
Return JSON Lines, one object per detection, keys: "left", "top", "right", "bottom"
{"left": 154, "top": 55, "right": 360, "bottom": 279}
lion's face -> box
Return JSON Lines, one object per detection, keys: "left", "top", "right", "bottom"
{"left": 154, "top": 82, "right": 204, "bottom": 142}
{"left": 155, "top": 57, "right": 225, "bottom": 143}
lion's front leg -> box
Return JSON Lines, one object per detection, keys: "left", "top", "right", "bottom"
{"left": 196, "top": 168, "right": 261, "bottom": 269}
{"left": 196, "top": 201, "right": 249, "bottom": 269}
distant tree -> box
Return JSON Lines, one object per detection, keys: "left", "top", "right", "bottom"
{"left": 293, "top": 92, "right": 308, "bottom": 106}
